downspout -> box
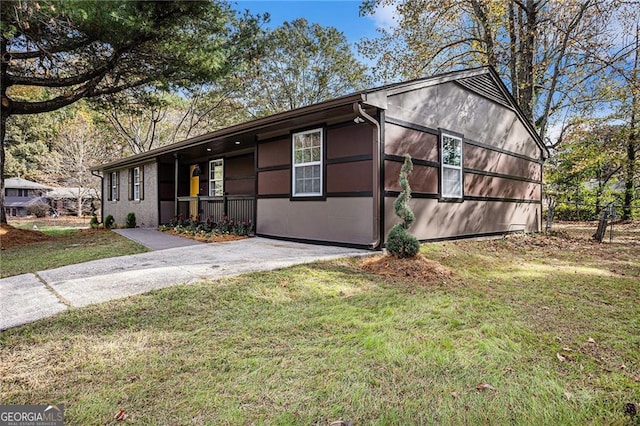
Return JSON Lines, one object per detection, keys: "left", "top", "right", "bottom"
{"left": 353, "top": 102, "right": 381, "bottom": 250}
{"left": 90, "top": 170, "right": 104, "bottom": 222}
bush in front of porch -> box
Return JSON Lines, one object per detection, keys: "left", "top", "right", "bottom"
{"left": 158, "top": 213, "right": 253, "bottom": 242}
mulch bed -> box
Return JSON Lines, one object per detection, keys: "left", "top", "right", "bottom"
{"left": 359, "top": 253, "right": 452, "bottom": 282}
{"left": 0, "top": 224, "right": 52, "bottom": 249}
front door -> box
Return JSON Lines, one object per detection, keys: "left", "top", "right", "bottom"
{"left": 189, "top": 165, "right": 200, "bottom": 218}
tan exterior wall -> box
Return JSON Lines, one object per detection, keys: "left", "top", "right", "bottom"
{"left": 383, "top": 81, "right": 544, "bottom": 239}
{"left": 103, "top": 161, "right": 159, "bottom": 228}
{"left": 385, "top": 198, "right": 540, "bottom": 240}
{"left": 387, "top": 82, "right": 541, "bottom": 158}
{"left": 257, "top": 197, "right": 374, "bottom": 245}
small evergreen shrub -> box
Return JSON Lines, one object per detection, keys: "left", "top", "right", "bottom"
{"left": 89, "top": 214, "right": 99, "bottom": 229}
{"left": 104, "top": 215, "right": 115, "bottom": 229}
{"left": 126, "top": 212, "right": 136, "bottom": 228}
{"left": 386, "top": 154, "right": 420, "bottom": 258}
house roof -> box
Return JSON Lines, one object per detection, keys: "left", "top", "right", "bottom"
{"left": 47, "top": 187, "right": 100, "bottom": 199}
{"left": 4, "top": 196, "right": 47, "bottom": 208}
{"left": 94, "top": 66, "right": 547, "bottom": 171}
{"left": 5, "top": 177, "right": 52, "bottom": 190}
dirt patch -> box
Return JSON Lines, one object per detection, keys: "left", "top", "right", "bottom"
{"left": 359, "top": 253, "right": 452, "bottom": 283}
{"left": 161, "top": 229, "right": 248, "bottom": 243}
{"left": 0, "top": 224, "right": 52, "bottom": 249}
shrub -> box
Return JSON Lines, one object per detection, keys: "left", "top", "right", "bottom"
{"left": 27, "top": 202, "right": 49, "bottom": 218}
{"left": 104, "top": 215, "right": 115, "bottom": 229}
{"left": 89, "top": 214, "right": 99, "bottom": 229}
{"left": 386, "top": 154, "right": 420, "bottom": 258}
{"left": 126, "top": 212, "right": 136, "bottom": 228}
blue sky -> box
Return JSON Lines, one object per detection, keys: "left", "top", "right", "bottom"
{"left": 232, "top": 1, "right": 394, "bottom": 47}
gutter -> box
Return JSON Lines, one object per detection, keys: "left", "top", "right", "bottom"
{"left": 353, "top": 102, "right": 381, "bottom": 250}
{"left": 90, "top": 170, "right": 104, "bottom": 222}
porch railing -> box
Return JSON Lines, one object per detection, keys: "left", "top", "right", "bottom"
{"left": 175, "top": 195, "right": 254, "bottom": 225}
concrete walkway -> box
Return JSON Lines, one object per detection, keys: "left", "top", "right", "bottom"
{"left": 113, "top": 228, "right": 203, "bottom": 250}
{"left": 0, "top": 237, "right": 368, "bottom": 330}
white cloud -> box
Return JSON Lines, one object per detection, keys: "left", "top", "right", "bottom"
{"left": 370, "top": 3, "right": 398, "bottom": 31}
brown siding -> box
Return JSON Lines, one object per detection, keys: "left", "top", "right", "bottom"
{"left": 226, "top": 154, "right": 254, "bottom": 179}
{"left": 464, "top": 173, "right": 540, "bottom": 200}
{"left": 384, "top": 197, "right": 541, "bottom": 240}
{"left": 258, "top": 138, "right": 289, "bottom": 168}
{"left": 326, "top": 161, "right": 373, "bottom": 193}
{"left": 385, "top": 123, "right": 439, "bottom": 162}
{"left": 465, "top": 144, "right": 541, "bottom": 181}
{"left": 327, "top": 123, "right": 373, "bottom": 159}
{"left": 385, "top": 161, "right": 438, "bottom": 194}
{"left": 258, "top": 169, "right": 289, "bottom": 195}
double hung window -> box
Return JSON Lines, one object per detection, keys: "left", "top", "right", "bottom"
{"left": 209, "top": 159, "right": 224, "bottom": 196}
{"left": 441, "top": 132, "right": 463, "bottom": 199}
{"left": 292, "top": 128, "right": 323, "bottom": 197}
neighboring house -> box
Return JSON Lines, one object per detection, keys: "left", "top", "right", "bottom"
{"left": 47, "top": 187, "right": 101, "bottom": 216}
{"left": 4, "top": 177, "right": 52, "bottom": 217}
{"left": 94, "top": 67, "right": 549, "bottom": 248}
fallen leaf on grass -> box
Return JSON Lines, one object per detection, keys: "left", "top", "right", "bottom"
{"left": 451, "top": 391, "right": 460, "bottom": 399}
{"left": 114, "top": 410, "right": 127, "bottom": 421}
{"left": 562, "top": 347, "right": 572, "bottom": 352}
{"left": 279, "top": 281, "right": 287, "bottom": 287}
{"left": 476, "top": 382, "right": 496, "bottom": 391}
{"left": 556, "top": 352, "right": 566, "bottom": 362}
{"left": 587, "top": 337, "right": 596, "bottom": 344}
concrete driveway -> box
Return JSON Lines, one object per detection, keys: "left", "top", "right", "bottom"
{"left": 0, "top": 236, "right": 368, "bottom": 330}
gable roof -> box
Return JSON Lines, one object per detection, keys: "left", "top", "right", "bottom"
{"left": 95, "top": 66, "right": 547, "bottom": 171}
{"left": 5, "top": 177, "right": 52, "bottom": 190}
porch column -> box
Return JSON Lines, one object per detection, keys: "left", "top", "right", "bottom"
{"left": 174, "top": 153, "right": 179, "bottom": 217}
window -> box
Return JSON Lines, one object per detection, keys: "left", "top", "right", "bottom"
{"left": 133, "top": 167, "right": 141, "bottom": 201}
{"left": 441, "top": 132, "right": 463, "bottom": 199}
{"left": 292, "top": 128, "right": 323, "bottom": 197}
{"left": 110, "top": 171, "right": 118, "bottom": 201}
{"left": 209, "top": 159, "right": 224, "bottom": 196}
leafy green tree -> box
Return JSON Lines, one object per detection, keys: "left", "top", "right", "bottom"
{"left": 243, "top": 18, "right": 370, "bottom": 116}
{"left": 386, "top": 154, "right": 420, "bottom": 258}
{"left": 0, "top": 0, "right": 264, "bottom": 223}
{"left": 358, "top": 0, "right": 628, "bottom": 145}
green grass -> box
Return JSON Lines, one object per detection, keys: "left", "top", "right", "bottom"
{"left": 0, "top": 229, "right": 148, "bottom": 277}
{"left": 1, "top": 224, "right": 639, "bottom": 425}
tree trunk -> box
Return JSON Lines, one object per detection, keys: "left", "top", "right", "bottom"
{"left": 1, "top": 35, "right": 9, "bottom": 225}
{"left": 623, "top": 25, "right": 639, "bottom": 221}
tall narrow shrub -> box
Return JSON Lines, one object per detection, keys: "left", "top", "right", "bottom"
{"left": 386, "top": 154, "right": 420, "bottom": 258}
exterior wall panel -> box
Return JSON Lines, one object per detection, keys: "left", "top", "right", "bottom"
{"left": 385, "top": 123, "right": 439, "bottom": 161}
{"left": 327, "top": 124, "right": 373, "bottom": 158}
{"left": 464, "top": 173, "right": 540, "bottom": 200}
{"left": 464, "top": 144, "right": 541, "bottom": 181}
{"left": 384, "top": 198, "right": 540, "bottom": 240}
{"left": 385, "top": 161, "right": 438, "bottom": 194}
{"left": 258, "top": 138, "right": 289, "bottom": 168}
{"left": 258, "top": 169, "right": 289, "bottom": 195}
{"left": 257, "top": 198, "right": 374, "bottom": 245}
{"left": 327, "top": 161, "right": 373, "bottom": 193}
{"left": 103, "top": 161, "right": 159, "bottom": 227}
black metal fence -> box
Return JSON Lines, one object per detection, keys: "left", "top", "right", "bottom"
{"left": 175, "top": 196, "right": 254, "bottom": 225}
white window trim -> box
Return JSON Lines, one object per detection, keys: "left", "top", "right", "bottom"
{"left": 209, "top": 159, "right": 224, "bottom": 197}
{"left": 441, "top": 132, "right": 463, "bottom": 199}
{"left": 292, "top": 128, "right": 323, "bottom": 197}
{"left": 110, "top": 171, "right": 118, "bottom": 201}
{"left": 133, "top": 167, "right": 141, "bottom": 201}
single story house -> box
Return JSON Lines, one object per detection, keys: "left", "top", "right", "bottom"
{"left": 4, "top": 177, "right": 52, "bottom": 217}
{"left": 47, "top": 187, "right": 100, "bottom": 217}
{"left": 94, "top": 67, "right": 548, "bottom": 249}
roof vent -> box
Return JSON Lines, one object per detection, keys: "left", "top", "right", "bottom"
{"left": 457, "top": 73, "right": 511, "bottom": 108}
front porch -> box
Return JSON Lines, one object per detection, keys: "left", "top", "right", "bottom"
{"left": 176, "top": 195, "right": 254, "bottom": 225}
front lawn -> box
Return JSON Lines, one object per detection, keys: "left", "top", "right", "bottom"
{"left": 1, "top": 224, "right": 638, "bottom": 424}
{"left": 0, "top": 228, "right": 148, "bottom": 278}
